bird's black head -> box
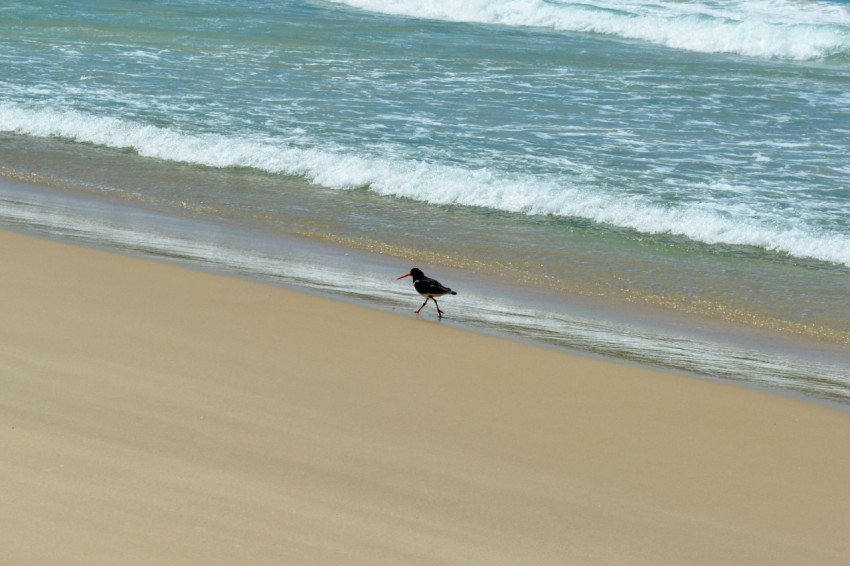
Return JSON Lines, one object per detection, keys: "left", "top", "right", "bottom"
{"left": 409, "top": 267, "right": 424, "bottom": 281}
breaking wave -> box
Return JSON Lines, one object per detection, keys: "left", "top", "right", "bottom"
{"left": 329, "top": 0, "right": 850, "bottom": 60}
{"left": 3, "top": 102, "right": 849, "bottom": 267}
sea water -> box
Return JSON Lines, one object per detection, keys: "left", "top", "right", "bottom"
{"left": 2, "top": 0, "right": 849, "bottom": 403}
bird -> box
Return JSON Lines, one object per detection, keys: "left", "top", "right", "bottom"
{"left": 396, "top": 267, "right": 457, "bottom": 319}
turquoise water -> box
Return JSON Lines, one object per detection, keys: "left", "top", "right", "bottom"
{"left": 2, "top": 0, "right": 849, "bottom": 402}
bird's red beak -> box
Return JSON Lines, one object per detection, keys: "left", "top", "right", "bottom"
{"left": 396, "top": 272, "right": 411, "bottom": 280}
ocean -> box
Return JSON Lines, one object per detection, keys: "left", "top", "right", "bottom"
{"left": 2, "top": 0, "right": 849, "bottom": 403}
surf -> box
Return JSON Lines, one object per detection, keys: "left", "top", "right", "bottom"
{"left": 3, "top": 102, "right": 849, "bottom": 268}
{"left": 328, "top": 0, "right": 850, "bottom": 60}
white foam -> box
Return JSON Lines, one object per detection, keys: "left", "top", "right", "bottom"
{"left": 2, "top": 102, "right": 849, "bottom": 267}
{"left": 329, "top": 0, "right": 850, "bottom": 60}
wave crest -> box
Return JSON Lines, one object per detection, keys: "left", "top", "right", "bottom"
{"left": 330, "top": 0, "right": 850, "bottom": 60}
{"left": 2, "top": 103, "right": 849, "bottom": 267}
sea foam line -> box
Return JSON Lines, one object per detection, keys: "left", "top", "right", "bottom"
{"left": 328, "top": 0, "right": 850, "bottom": 60}
{"left": 2, "top": 103, "right": 849, "bottom": 267}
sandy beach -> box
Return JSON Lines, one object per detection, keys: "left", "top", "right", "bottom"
{"left": 2, "top": 228, "right": 849, "bottom": 565}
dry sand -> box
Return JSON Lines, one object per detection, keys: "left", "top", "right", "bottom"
{"left": 2, "top": 229, "right": 849, "bottom": 565}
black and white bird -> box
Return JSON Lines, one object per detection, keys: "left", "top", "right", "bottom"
{"left": 396, "top": 267, "right": 457, "bottom": 319}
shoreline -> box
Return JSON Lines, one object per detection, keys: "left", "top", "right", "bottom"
{"left": 3, "top": 228, "right": 850, "bottom": 564}
{"left": 2, "top": 173, "right": 849, "bottom": 407}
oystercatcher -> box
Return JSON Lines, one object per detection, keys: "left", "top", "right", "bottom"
{"left": 397, "top": 267, "right": 457, "bottom": 319}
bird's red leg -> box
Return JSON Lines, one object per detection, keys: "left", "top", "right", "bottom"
{"left": 434, "top": 298, "right": 444, "bottom": 318}
{"left": 415, "top": 297, "right": 429, "bottom": 314}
